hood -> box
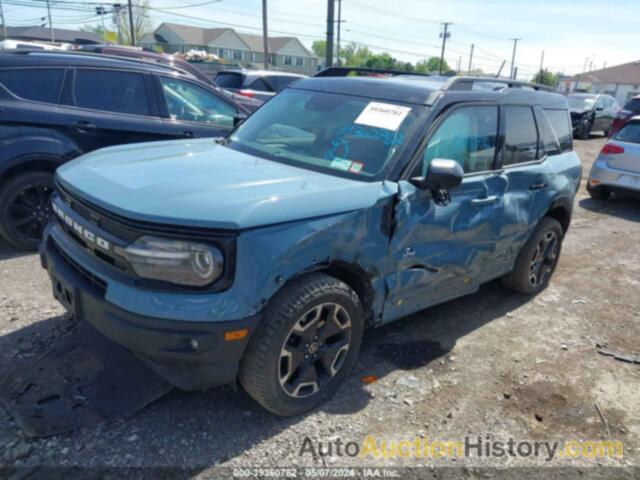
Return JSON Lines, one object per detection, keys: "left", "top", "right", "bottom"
{"left": 56, "top": 139, "right": 397, "bottom": 230}
{"left": 570, "top": 108, "right": 590, "bottom": 115}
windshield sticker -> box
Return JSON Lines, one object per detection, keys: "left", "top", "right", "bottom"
{"left": 330, "top": 158, "right": 353, "bottom": 171}
{"left": 355, "top": 102, "right": 412, "bottom": 131}
{"left": 349, "top": 161, "right": 364, "bottom": 174}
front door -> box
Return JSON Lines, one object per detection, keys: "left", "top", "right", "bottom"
{"left": 156, "top": 76, "right": 239, "bottom": 139}
{"left": 383, "top": 104, "right": 506, "bottom": 323}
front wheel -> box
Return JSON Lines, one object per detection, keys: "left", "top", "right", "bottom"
{"left": 579, "top": 120, "right": 592, "bottom": 140}
{"left": 240, "top": 273, "right": 363, "bottom": 416}
{"left": 501, "top": 217, "right": 563, "bottom": 295}
{"left": 0, "top": 171, "right": 55, "bottom": 250}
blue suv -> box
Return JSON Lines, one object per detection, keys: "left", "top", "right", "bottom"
{"left": 40, "top": 70, "right": 581, "bottom": 416}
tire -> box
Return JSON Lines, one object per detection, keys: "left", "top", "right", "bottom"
{"left": 501, "top": 217, "right": 563, "bottom": 295}
{"left": 579, "top": 120, "right": 592, "bottom": 140}
{"left": 603, "top": 128, "right": 610, "bottom": 138}
{"left": 240, "top": 273, "right": 364, "bottom": 416}
{"left": 0, "top": 171, "right": 55, "bottom": 251}
{"left": 587, "top": 182, "right": 610, "bottom": 200}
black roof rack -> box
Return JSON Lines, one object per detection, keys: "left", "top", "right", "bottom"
{"left": 442, "top": 76, "right": 551, "bottom": 92}
{"left": 314, "top": 66, "right": 436, "bottom": 78}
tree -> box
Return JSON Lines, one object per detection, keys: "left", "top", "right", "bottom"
{"left": 311, "top": 40, "right": 326, "bottom": 59}
{"left": 415, "top": 57, "right": 450, "bottom": 74}
{"left": 117, "top": 0, "right": 152, "bottom": 46}
{"left": 532, "top": 69, "right": 558, "bottom": 87}
{"left": 80, "top": 24, "right": 107, "bottom": 39}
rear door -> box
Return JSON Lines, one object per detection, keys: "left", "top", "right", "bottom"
{"left": 0, "top": 67, "right": 66, "bottom": 159}
{"left": 155, "top": 75, "right": 240, "bottom": 139}
{"left": 606, "top": 122, "right": 640, "bottom": 175}
{"left": 56, "top": 67, "right": 167, "bottom": 156}
{"left": 383, "top": 104, "right": 507, "bottom": 323}
{"left": 495, "top": 105, "right": 554, "bottom": 268}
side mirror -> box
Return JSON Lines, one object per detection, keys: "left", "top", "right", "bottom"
{"left": 410, "top": 158, "right": 464, "bottom": 191}
{"left": 596, "top": 106, "right": 604, "bottom": 112}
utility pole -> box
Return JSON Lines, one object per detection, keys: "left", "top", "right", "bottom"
{"left": 438, "top": 22, "right": 451, "bottom": 75}
{"left": 262, "top": 0, "right": 269, "bottom": 69}
{"left": 509, "top": 38, "right": 521, "bottom": 79}
{"left": 0, "top": 0, "right": 6, "bottom": 40}
{"left": 538, "top": 50, "right": 544, "bottom": 83}
{"left": 45, "top": 0, "right": 54, "bottom": 42}
{"left": 325, "top": 0, "right": 334, "bottom": 67}
{"left": 467, "top": 43, "right": 474, "bottom": 75}
{"left": 335, "top": 0, "right": 342, "bottom": 66}
{"left": 127, "top": 0, "right": 135, "bottom": 46}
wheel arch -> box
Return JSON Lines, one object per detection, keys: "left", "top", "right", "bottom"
{"left": 0, "top": 153, "right": 67, "bottom": 186}
{"left": 544, "top": 197, "right": 573, "bottom": 234}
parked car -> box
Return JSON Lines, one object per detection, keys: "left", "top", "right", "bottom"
{"left": 567, "top": 93, "right": 619, "bottom": 139}
{"left": 0, "top": 50, "right": 248, "bottom": 250}
{"left": 587, "top": 117, "right": 640, "bottom": 199}
{"left": 214, "top": 69, "right": 306, "bottom": 104}
{"left": 41, "top": 72, "right": 581, "bottom": 416}
{"left": 609, "top": 95, "right": 640, "bottom": 138}
{"left": 76, "top": 45, "right": 263, "bottom": 112}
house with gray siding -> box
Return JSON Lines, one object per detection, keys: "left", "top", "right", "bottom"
{"left": 140, "top": 23, "right": 318, "bottom": 73}
{"left": 557, "top": 60, "right": 640, "bottom": 106}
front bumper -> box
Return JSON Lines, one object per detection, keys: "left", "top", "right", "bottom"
{"left": 588, "top": 157, "right": 640, "bottom": 196}
{"left": 40, "top": 225, "right": 260, "bottom": 390}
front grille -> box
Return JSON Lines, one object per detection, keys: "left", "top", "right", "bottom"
{"left": 49, "top": 237, "right": 107, "bottom": 295}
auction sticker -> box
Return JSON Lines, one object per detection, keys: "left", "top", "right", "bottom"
{"left": 330, "top": 158, "right": 352, "bottom": 171}
{"left": 349, "top": 161, "right": 364, "bottom": 174}
{"left": 355, "top": 102, "right": 411, "bottom": 131}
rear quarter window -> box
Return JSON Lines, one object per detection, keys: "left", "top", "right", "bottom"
{"left": 614, "top": 123, "right": 640, "bottom": 144}
{"left": 544, "top": 109, "right": 572, "bottom": 153}
{"left": 623, "top": 98, "right": 640, "bottom": 112}
{"left": 0, "top": 68, "right": 64, "bottom": 104}
{"left": 215, "top": 72, "right": 245, "bottom": 89}
{"left": 534, "top": 107, "right": 561, "bottom": 156}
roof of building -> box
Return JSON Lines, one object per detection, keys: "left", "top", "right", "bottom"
{"left": 4, "top": 26, "right": 102, "bottom": 44}
{"left": 150, "top": 23, "right": 316, "bottom": 58}
{"left": 568, "top": 60, "right": 640, "bottom": 85}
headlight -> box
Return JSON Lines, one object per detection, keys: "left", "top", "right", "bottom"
{"left": 116, "top": 236, "right": 224, "bottom": 287}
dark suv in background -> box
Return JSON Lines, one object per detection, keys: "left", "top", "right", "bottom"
{"left": 0, "top": 50, "right": 248, "bottom": 250}
{"left": 568, "top": 93, "right": 619, "bottom": 139}
{"left": 214, "top": 69, "right": 306, "bottom": 105}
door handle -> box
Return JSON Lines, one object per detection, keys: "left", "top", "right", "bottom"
{"left": 529, "top": 182, "right": 549, "bottom": 191}
{"left": 471, "top": 195, "right": 498, "bottom": 206}
{"left": 72, "top": 120, "right": 96, "bottom": 132}
{"left": 183, "top": 130, "right": 196, "bottom": 138}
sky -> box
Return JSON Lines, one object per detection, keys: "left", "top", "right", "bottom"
{"left": 5, "top": 0, "right": 639, "bottom": 80}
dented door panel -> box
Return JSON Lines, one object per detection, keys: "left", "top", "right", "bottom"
{"left": 382, "top": 173, "right": 506, "bottom": 324}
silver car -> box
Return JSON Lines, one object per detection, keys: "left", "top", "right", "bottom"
{"left": 588, "top": 116, "right": 640, "bottom": 199}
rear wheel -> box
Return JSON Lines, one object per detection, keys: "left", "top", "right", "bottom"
{"left": 0, "top": 171, "right": 55, "bottom": 250}
{"left": 501, "top": 217, "right": 563, "bottom": 295}
{"left": 240, "top": 273, "right": 363, "bottom": 416}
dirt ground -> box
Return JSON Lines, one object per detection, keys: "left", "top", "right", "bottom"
{"left": 0, "top": 135, "right": 639, "bottom": 478}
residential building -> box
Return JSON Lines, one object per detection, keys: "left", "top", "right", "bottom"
{"left": 1, "top": 26, "right": 102, "bottom": 45}
{"left": 557, "top": 60, "right": 640, "bottom": 105}
{"left": 140, "top": 23, "right": 318, "bottom": 73}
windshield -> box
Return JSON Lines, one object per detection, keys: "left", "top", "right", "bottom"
{"left": 228, "top": 89, "right": 426, "bottom": 179}
{"left": 215, "top": 72, "right": 245, "bottom": 89}
{"left": 568, "top": 96, "right": 596, "bottom": 110}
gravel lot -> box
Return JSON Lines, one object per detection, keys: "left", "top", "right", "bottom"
{"left": 1, "top": 135, "right": 639, "bottom": 477}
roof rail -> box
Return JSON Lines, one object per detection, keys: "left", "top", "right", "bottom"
{"left": 442, "top": 76, "right": 552, "bottom": 92}
{"left": 314, "top": 66, "right": 435, "bottom": 78}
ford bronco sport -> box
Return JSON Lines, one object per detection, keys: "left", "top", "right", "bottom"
{"left": 41, "top": 69, "right": 581, "bottom": 416}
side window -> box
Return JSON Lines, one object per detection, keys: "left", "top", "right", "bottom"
{"left": 74, "top": 69, "right": 150, "bottom": 115}
{"left": 275, "top": 76, "right": 297, "bottom": 92}
{"left": 160, "top": 77, "right": 237, "bottom": 127}
{"left": 545, "top": 109, "right": 572, "bottom": 152}
{"left": 0, "top": 68, "right": 64, "bottom": 104}
{"left": 246, "top": 77, "right": 272, "bottom": 92}
{"left": 534, "top": 106, "right": 561, "bottom": 157}
{"left": 595, "top": 97, "right": 605, "bottom": 110}
{"left": 420, "top": 105, "right": 498, "bottom": 175}
{"left": 503, "top": 106, "right": 539, "bottom": 166}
